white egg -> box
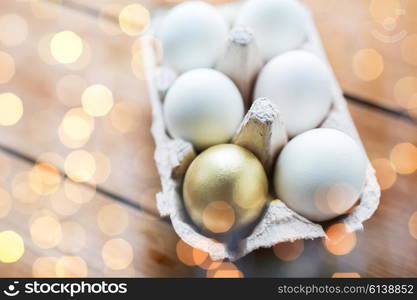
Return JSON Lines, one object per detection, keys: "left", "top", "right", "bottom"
{"left": 236, "top": 0, "right": 308, "bottom": 60}
{"left": 254, "top": 50, "right": 333, "bottom": 137}
{"left": 274, "top": 128, "right": 367, "bottom": 222}
{"left": 164, "top": 68, "right": 244, "bottom": 150}
{"left": 157, "top": 1, "right": 228, "bottom": 73}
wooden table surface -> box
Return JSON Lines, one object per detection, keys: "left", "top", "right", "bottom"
{"left": 0, "top": 0, "right": 416, "bottom": 277}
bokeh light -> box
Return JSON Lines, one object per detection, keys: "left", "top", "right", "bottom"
{"left": 0, "top": 93, "right": 23, "bottom": 126}
{"left": 0, "top": 188, "right": 12, "bottom": 219}
{"left": 56, "top": 256, "right": 88, "bottom": 277}
{"left": 0, "top": 14, "right": 28, "bottom": 47}
{"left": 50, "top": 186, "right": 81, "bottom": 216}
{"left": 206, "top": 262, "right": 243, "bottom": 278}
{"left": 352, "top": 48, "right": 384, "bottom": 81}
{"left": 58, "top": 221, "right": 86, "bottom": 253}
{"left": 12, "top": 172, "right": 40, "bottom": 205}
{"left": 50, "top": 31, "right": 83, "bottom": 64}
{"left": 369, "top": 0, "right": 402, "bottom": 24}
{"left": 59, "top": 108, "right": 94, "bottom": 148}
{"left": 0, "top": 231, "right": 24, "bottom": 263}
{"left": 81, "top": 84, "right": 114, "bottom": 117}
{"left": 97, "top": 203, "right": 129, "bottom": 236}
{"left": 0, "top": 51, "right": 15, "bottom": 84}
{"left": 131, "top": 51, "right": 146, "bottom": 80}
{"left": 390, "top": 143, "right": 417, "bottom": 175}
{"left": 371, "top": 158, "right": 397, "bottom": 190}
{"left": 131, "top": 36, "right": 163, "bottom": 80}
{"left": 273, "top": 240, "right": 304, "bottom": 261}
{"left": 323, "top": 223, "right": 356, "bottom": 256}
{"left": 64, "top": 38, "right": 91, "bottom": 71}
{"left": 32, "top": 257, "right": 58, "bottom": 277}
{"left": 64, "top": 150, "right": 96, "bottom": 182}
{"left": 176, "top": 239, "right": 208, "bottom": 266}
{"left": 63, "top": 178, "right": 96, "bottom": 204}
{"left": 38, "top": 34, "right": 57, "bottom": 65}
{"left": 30, "top": 215, "right": 62, "bottom": 249}
{"left": 131, "top": 36, "right": 163, "bottom": 64}
{"left": 61, "top": 113, "right": 93, "bottom": 141}
{"left": 28, "top": 163, "right": 61, "bottom": 196}
{"left": 393, "top": 76, "right": 417, "bottom": 108}
{"left": 29, "top": 209, "right": 57, "bottom": 225}
{"left": 102, "top": 238, "right": 134, "bottom": 270}
{"left": 198, "top": 256, "right": 222, "bottom": 271}
{"left": 314, "top": 183, "right": 358, "bottom": 215}
{"left": 202, "top": 201, "right": 235, "bottom": 233}
{"left": 118, "top": 4, "right": 150, "bottom": 36}
{"left": 332, "top": 273, "right": 361, "bottom": 278}
{"left": 91, "top": 152, "right": 112, "bottom": 184}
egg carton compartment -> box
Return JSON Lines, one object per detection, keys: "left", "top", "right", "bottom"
{"left": 144, "top": 1, "right": 381, "bottom": 261}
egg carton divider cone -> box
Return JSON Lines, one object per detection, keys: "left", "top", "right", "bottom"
{"left": 144, "top": 1, "right": 381, "bottom": 261}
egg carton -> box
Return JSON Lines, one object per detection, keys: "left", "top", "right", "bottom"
{"left": 144, "top": 1, "right": 381, "bottom": 261}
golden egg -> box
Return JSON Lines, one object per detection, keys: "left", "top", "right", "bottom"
{"left": 183, "top": 144, "right": 268, "bottom": 234}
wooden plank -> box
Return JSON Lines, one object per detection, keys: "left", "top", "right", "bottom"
{"left": 337, "top": 102, "right": 417, "bottom": 276}
{"left": 0, "top": 0, "right": 159, "bottom": 213}
{"left": 328, "top": 104, "right": 417, "bottom": 277}
{"left": 2, "top": 0, "right": 415, "bottom": 215}
{"left": 1, "top": 0, "right": 417, "bottom": 277}
{"left": 65, "top": 0, "right": 236, "bottom": 10}
{"left": 302, "top": 0, "right": 417, "bottom": 112}
{"left": 0, "top": 150, "right": 192, "bottom": 277}
{"left": 68, "top": 0, "right": 417, "bottom": 113}
{"left": 55, "top": 0, "right": 417, "bottom": 277}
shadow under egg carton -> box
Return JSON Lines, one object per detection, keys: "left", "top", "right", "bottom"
{"left": 145, "top": 2, "right": 381, "bottom": 261}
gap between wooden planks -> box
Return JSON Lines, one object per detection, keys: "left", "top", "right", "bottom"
{"left": 346, "top": 102, "right": 417, "bottom": 276}
{"left": 1, "top": 0, "right": 417, "bottom": 277}
{"left": 0, "top": 150, "right": 192, "bottom": 277}
{"left": 302, "top": 0, "right": 417, "bottom": 113}
{"left": 63, "top": 0, "right": 417, "bottom": 114}
{"left": 0, "top": 0, "right": 160, "bottom": 214}
{"left": 3, "top": 0, "right": 412, "bottom": 213}
{"left": 57, "top": 0, "right": 417, "bottom": 277}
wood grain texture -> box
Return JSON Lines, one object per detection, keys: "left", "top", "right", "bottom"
{"left": 0, "top": 0, "right": 416, "bottom": 277}
{"left": 0, "top": 1, "right": 160, "bottom": 214}
{"left": 0, "top": 150, "right": 192, "bottom": 277}
{"left": 339, "top": 102, "right": 417, "bottom": 277}
{"left": 302, "top": 0, "right": 417, "bottom": 112}
{"left": 68, "top": 0, "right": 417, "bottom": 113}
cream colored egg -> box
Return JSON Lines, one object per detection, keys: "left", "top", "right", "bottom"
{"left": 163, "top": 69, "right": 244, "bottom": 150}
{"left": 254, "top": 50, "right": 333, "bottom": 137}
{"left": 236, "top": 0, "right": 308, "bottom": 60}
{"left": 274, "top": 128, "right": 367, "bottom": 222}
{"left": 157, "top": 1, "right": 228, "bottom": 73}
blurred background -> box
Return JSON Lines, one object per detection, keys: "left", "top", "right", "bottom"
{"left": 0, "top": 0, "right": 416, "bottom": 277}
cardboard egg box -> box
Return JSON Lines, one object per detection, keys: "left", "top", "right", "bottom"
{"left": 143, "top": 1, "right": 381, "bottom": 260}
